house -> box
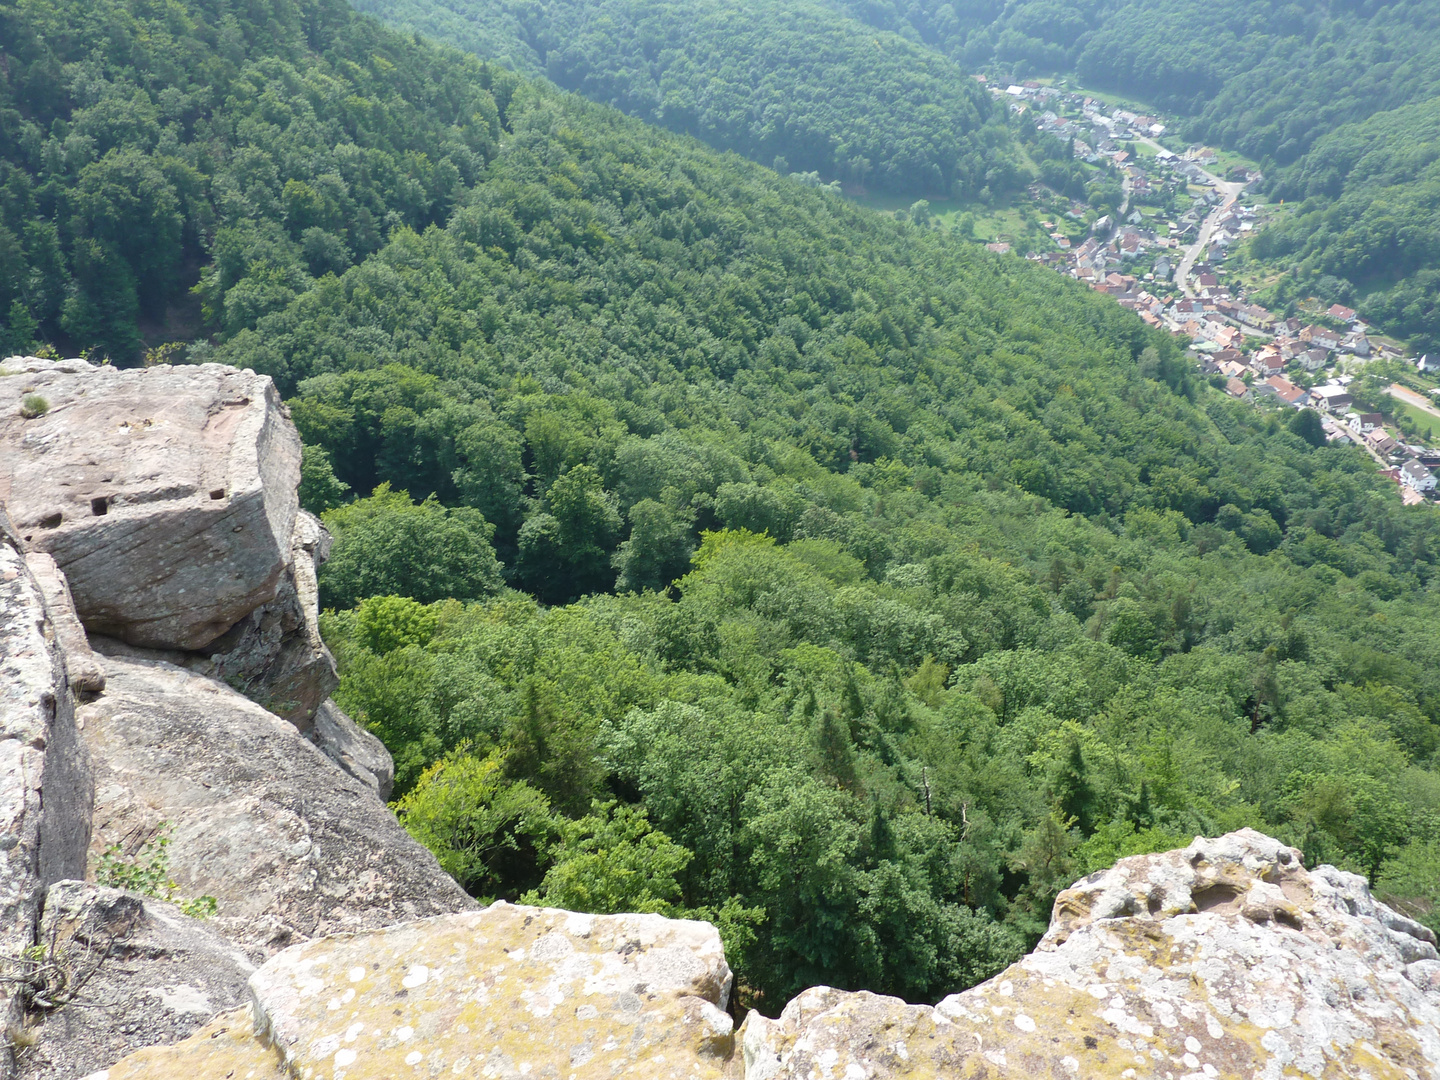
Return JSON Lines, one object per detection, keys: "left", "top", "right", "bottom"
{"left": 1224, "top": 377, "right": 1249, "bottom": 398}
{"left": 1300, "top": 348, "right": 1330, "bottom": 372}
{"left": 1327, "top": 303, "right": 1358, "bottom": 324}
{"left": 1310, "top": 385, "right": 1353, "bottom": 412}
{"left": 1366, "top": 428, "right": 1399, "bottom": 456}
{"left": 1301, "top": 325, "right": 1344, "bottom": 351}
{"left": 1265, "top": 376, "right": 1307, "bottom": 406}
{"left": 1238, "top": 304, "right": 1276, "bottom": 331}
{"left": 1341, "top": 333, "right": 1371, "bottom": 357}
{"left": 1347, "top": 412, "right": 1383, "bottom": 434}
{"left": 1417, "top": 355, "right": 1440, "bottom": 374}
{"left": 1218, "top": 360, "right": 1248, "bottom": 379}
{"left": 1252, "top": 351, "right": 1285, "bottom": 377}
{"left": 986, "top": 242, "right": 1011, "bottom": 254}
{"left": 1197, "top": 273, "right": 1219, "bottom": 289}
{"left": 1400, "top": 459, "right": 1437, "bottom": 492}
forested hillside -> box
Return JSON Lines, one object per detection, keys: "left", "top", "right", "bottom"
{"left": 4, "top": 0, "right": 1440, "bottom": 1015}
{"left": 348, "top": 0, "right": 1022, "bottom": 197}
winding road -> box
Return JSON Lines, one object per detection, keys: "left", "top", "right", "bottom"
{"left": 1124, "top": 133, "right": 1246, "bottom": 297}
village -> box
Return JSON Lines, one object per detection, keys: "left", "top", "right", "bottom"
{"left": 987, "top": 80, "right": 1440, "bottom": 508}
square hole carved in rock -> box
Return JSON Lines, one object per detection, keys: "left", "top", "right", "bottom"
{"left": 91, "top": 497, "right": 109, "bottom": 516}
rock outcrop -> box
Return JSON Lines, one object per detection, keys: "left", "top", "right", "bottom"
{"left": 94, "top": 902, "right": 736, "bottom": 1080}
{"left": 82, "top": 656, "right": 471, "bottom": 955}
{"left": 739, "top": 828, "right": 1440, "bottom": 1079}
{"left": 309, "top": 699, "right": 395, "bottom": 801}
{"left": 1, "top": 357, "right": 338, "bottom": 728}
{"left": 19, "top": 553, "right": 104, "bottom": 696}
{"left": 89, "top": 829, "right": 1440, "bottom": 1079}
{"left": 1, "top": 356, "right": 406, "bottom": 1078}
{"left": 0, "top": 508, "right": 92, "bottom": 1071}
{"left": 17, "top": 882, "right": 255, "bottom": 1080}
{"left": 0, "top": 358, "right": 300, "bottom": 652}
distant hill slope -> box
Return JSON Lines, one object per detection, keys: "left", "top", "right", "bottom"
{"left": 348, "top": 0, "right": 1024, "bottom": 197}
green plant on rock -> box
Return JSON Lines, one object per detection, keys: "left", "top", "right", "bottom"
{"left": 19, "top": 394, "right": 47, "bottom": 418}
{"left": 93, "top": 824, "right": 217, "bottom": 918}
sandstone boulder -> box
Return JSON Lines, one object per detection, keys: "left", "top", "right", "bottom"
{"left": 97, "top": 902, "right": 736, "bottom": 1080}
{"left": 81, "top": 656, "right": 472, "bottom": 955}
{"left": 0, "top": 358, "right": 300, "bottom": 652}
{"left": 739, "top": 828, "right": 1440, "bottom": 1079}
{"left": 0, "top": 508, "right": 92, "bottom": 1071}
{"left": 17, "top": 881, "right": 256, "bottom": 1080}
{"left": 92, "top": 509, "right": 340, "bottom": 728}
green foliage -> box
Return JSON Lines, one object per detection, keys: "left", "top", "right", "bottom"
{"left": 393, "top": 750, "right": 554, "bottom": 898}
{"left": 319, "top": 484, "right": 503, "bottom": 610}
{"left": 93, "top": 823, "right": 218, "bottom": 917}
{"left": 355, "top": 595, "right": 440, "bottom": 654}
{"left": 18, "top": 394, "right": 47, "bottom": 418}
{"left": 95, "top": 829, "right": 175, "bottom": 899}
{"left": 0, "top": 0, "right": 504, "bottom": 360}
{"left": 352, "top": 0, "right": 1022, "bottom": 196}
{"left": 1377, "top": 833, "right": 1440, "bottom": 936}
{"left": 298, "top": 445, "right": 350, "bottom": 515}
{"left": 1075, "top": 818, "right": 1193, "bottom": 877}
{"left": 522, "top": 801, "right": 693, "bottom": 915}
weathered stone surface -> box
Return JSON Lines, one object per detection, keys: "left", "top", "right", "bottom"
{"left": 96, "top": 903, "right": 736, "bottom": 1080}
{"left": 21, "top": 552, "right": 104, "bottom": 695}
{"left": 739, "top": 828, "right": 1440, "bottom": 1079}
{"left": 0, "top": 358, "right": 300, "bottom": 651}
{"left": 17, "top": 881, "right": 256, "bottom": 1080}
{"left": 309, "top": 700, "right": 394, "bottom": 801}
{"left": 0, "top": 506, "right": 93, "bottom": 1074}
{"left": 93, "top": 509, "right": 339, "bottom": 728}
{"left": 84, "top": 1007, "right": 285, "bottom": 1080}
{"left": 81, "top": 656, "right": 473, "bottom": 955}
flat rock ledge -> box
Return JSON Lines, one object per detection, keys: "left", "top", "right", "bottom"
{"left": 92, "top": 903, "right": 736, "bottom": 1080}
{"left": 88, "top": 830, "right": 1440, "bottom": 1080}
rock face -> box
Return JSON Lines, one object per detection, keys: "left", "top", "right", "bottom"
{"left": 739, "top": 828, "right": 1440, "bottom": 1080}
{"left": 0, "top": 509, "right": 92, "bottom": 1069}
{"left": 17, "top": 881, "right": 255, "bottom": 1080}
{"left": 0, "top": 357, "right": 300, "bottom": 652}
{"left": 82, "top": 655, "right": 471, "bottom": 955}
{"left": 309, "top": 699, "right": 395, "bottom": 801}
{"left": 1, "top": 356, "right": 341, "bottom": 729}
{"left": 97, "top": 903, "right": 736, "bottom": 1080}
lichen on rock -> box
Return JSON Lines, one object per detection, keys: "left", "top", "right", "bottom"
{"left": 737, "top": 828, "right": 1440, "bottom": 1079}
{"left": 97, "top": 902, "right": 736, "bottom": 1080}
